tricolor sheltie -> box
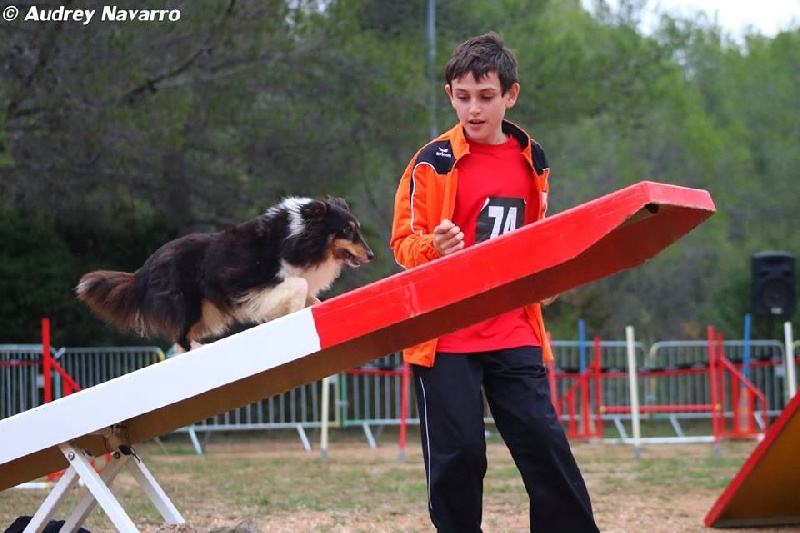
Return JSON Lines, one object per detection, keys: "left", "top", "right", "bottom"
{"left": 76, "top": 196, "right": 373, "bottom": 352}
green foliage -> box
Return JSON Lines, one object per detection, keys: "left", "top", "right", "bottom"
{"left": 0, "top": 0, "right": 798, "bottom": 345}
{"left": 0, "top": 209, "right": 178, "bottom": 347}
{"left": 0, "top": 211, "right": 77, "bottom": 344}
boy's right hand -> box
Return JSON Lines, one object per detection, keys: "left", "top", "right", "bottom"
{"left": 433, "top": 219, "right": 465, "bottom": 256}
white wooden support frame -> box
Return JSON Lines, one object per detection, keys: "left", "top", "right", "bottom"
{"left": 23, "top": 440, "right": 184, "bottom": 532}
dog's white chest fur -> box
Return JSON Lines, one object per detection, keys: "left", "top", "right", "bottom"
{"left": 280, "top": 258, "right": 343, "bottom": 297}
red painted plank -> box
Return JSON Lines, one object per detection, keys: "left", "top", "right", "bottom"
{"left": 312, "top": 181, "right": 715, "bottom": 350}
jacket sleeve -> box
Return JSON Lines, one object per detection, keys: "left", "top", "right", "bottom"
{"left": 390, "top": 157, "right": 442, "bottom": 269}
{"left": 532, "top": 140, "right": 551, "bottom": 219}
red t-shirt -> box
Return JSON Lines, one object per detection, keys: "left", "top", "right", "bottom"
{"left": 436, "top": 135, "right": 541, "bottom": 353}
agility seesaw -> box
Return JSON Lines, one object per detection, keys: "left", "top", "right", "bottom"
{"left": 0, "top": 181, "right": 715, "bottom": 531}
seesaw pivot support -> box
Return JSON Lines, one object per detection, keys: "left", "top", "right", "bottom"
{"left": 23, "top": 428, "right": 185, "bottom": 533}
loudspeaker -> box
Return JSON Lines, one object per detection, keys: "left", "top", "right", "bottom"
{"left": 751, "top": 251, "right": 796, "bottom": 318}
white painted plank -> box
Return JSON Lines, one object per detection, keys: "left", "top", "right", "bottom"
{"left": 0, "top": 308, "right": 320, "bottom": 465}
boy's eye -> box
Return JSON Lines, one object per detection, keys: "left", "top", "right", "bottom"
{"left": 456, "top": 95, "right": 494, "bottom": 102}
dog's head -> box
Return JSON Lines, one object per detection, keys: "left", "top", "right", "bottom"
{"left": 299, "top": 196, "right": 374, "bottom": 268}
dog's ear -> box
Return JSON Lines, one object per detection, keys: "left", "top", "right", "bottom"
{"left": 324, "top": 196, "right": 351, "bottom": 212}
{"left": 302, "top": 199, "right": 328, "bottom": 220}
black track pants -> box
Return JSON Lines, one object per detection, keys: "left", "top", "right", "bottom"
{"left": 412, "top": 346, "right": 599, "bottom": 533}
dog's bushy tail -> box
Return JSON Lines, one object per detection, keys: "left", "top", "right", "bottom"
{"left": 75, "top": 270, "right": 149, "bottom": 336}
{"left": 76, "top": 270, "right": 184, "bottom": 342}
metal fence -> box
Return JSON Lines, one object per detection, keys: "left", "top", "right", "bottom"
{"left": 2, "top": 338, "right": 798, "bottom": 451}
{"left": 0, "top": 345, "right": 52, "bottom": 420}
{"left": 338, "top": 352, "right": 416, "bottom": 447}
{"left": 551, "top": 340, "right": 648, "bottom": 419}
{"left": 183, "top": 378, "right": 326, "bottom": 452}
{"left": 648, "top": 340, "right": 788, "bottom": 417}
{"left": 56, "top": 346, "right": 165, "bottom": 390}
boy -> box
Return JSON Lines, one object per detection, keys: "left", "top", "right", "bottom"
{"left": 389, "top": 32, "right": 599, "bottom": 532}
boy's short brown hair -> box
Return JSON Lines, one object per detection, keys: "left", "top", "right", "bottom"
{"left": 444, "top": 32, "right": 518, "bottom": 95}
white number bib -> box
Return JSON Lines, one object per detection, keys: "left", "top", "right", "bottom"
{"left": 475, "top": 197, "right": 526, "bottom": 243}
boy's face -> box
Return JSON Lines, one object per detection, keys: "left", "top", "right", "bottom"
{"left": 445, "top": 71, "right": 519, "bottom": 144}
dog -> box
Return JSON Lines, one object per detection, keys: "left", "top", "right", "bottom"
{"left": 76, "top": 196, "right": 373, "bottom": 352}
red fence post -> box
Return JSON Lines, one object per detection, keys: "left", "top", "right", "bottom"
{"left": 41, "top": 317, "right": 52, "bottom": 404}
{"left": 717, "top": 333, "right": 728, "bottom": 438}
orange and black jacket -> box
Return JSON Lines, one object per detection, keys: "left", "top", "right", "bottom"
{"left": 390, "top": 120, "right": 553, "bottom": 367}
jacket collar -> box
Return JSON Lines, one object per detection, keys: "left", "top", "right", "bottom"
{"left": 445, "top": 120, "right": 534, "bottom": 167}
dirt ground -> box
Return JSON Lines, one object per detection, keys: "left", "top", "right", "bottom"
{"left": 2, "top": 438, "right": 797, "bottom": 533}
{"left": 140, "top": 441, "right": 796, "bottom": 533}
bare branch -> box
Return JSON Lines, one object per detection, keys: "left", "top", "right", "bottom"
{"left": 116, "top": 0, "right": 241, "bottom": 106}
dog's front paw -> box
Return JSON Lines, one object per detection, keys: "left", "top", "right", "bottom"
{"left": 305, "top": 296, "right": 321, "bottom": 307}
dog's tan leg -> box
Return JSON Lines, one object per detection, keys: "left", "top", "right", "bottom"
{"left": 169, "top": 339, "right": 206, "bottom": 356}
{"left": 180, "top": 301, "right": 232, "bottom": 351}
{"left": 305, "top": 296, "right": 321, "bottom": 307}
{"left": 189, "top": 340, "right": 205, "bottom": 350}
{"left": 234, "top": 277, "right": 309, "bottom": 324}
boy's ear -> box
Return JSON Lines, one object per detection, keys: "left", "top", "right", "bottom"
{"left": 505, "top": 83, "right": 520, "bottom": 109}
{"left": 445, "top": 84, "right": 458, "bottom": 111}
